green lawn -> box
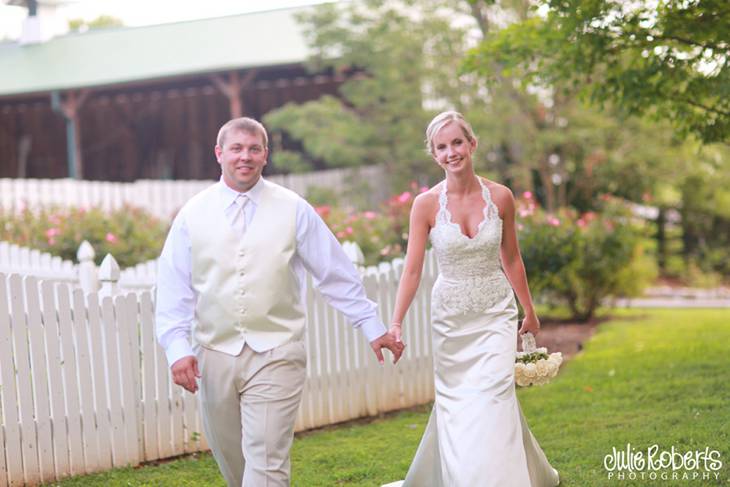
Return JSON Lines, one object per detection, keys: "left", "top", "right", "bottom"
{"left": 46, "top": 308, "right": 730, "bottom": 486}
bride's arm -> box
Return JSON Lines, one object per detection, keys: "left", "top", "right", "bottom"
{"left": 497, "top": 186, "right": 541, "bottom": 334}
{"left": 390, "top": 192, "right": 434, "bottom": 342}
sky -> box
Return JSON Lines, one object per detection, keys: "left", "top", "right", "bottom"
{"left": 0, "top": 0, "right": 330, "bottom": 40}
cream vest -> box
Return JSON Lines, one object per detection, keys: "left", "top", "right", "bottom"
{"left": 181, "top": 179, "right": 304, "bottom": 354}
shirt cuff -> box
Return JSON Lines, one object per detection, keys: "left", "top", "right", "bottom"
{"left": 359, "top": 317, "right": 388, "bottom": 342}
{"left": 165, "top": 337, "right": 195, "bottom": 367}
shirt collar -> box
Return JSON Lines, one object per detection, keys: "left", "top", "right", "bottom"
{"left": 218, "top": 176, "right": 265, "bottom": 208}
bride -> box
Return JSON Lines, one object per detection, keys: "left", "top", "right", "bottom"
{"left": 384, "top": 111, "right": 560, "bottom": 486}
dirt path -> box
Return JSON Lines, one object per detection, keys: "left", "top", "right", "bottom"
{"left": 524, "top": 320, "right": 599, "bottom": 360}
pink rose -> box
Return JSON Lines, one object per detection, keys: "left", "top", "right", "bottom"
{"left": 315, "top": 206, "right": 331, "bottom": 218}
{"left": 45, "top": 228, "right": 60, "bottom": 238}
{"left": 105, "top": 232, "right": 118, "bottom": 244}
{"left": 397, "top": 191, "right": 412, "bottom": 203}
{"left": 363, "top": 211, "right": 377, "bottom": 220}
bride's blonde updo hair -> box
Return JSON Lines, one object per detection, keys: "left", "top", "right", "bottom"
{"left": 425, "top": 111, "right": 477, "bottom": 155}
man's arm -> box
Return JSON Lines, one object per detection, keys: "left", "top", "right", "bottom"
{"left": 295, "top": 201, "right": 404, "bottom": 364}
{"left": 156, "top": 216, "right": 200, "bottom": 392}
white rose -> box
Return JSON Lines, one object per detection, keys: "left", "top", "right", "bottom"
{"left": 524, "top": 363, "right": 537, "bottom": 379}
{"left": 535, "top": 360, "right": 549, "bottom": 376}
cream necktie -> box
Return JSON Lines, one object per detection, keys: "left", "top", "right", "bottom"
{"left": 231, "top": 193, "right": 249, "bottom": 235}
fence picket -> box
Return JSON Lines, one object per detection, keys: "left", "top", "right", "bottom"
{"left": 114, "top": 294, "right": 141, "bottom": 466}
{"left": 314, "top": 295, "right": 332, "bottom": 425}
{"left": 56, "top": 283, "right": 85, "bottom": 475}
{"left": 0, "top": 274, "right": 23, "bottom": 486}
{"left": 70, "top": 289, "right": 99, "bottom": 473}
{"left": 155, "top": 334, "right": 173, "bottom": 459}
{"left": 170, "top": 382, "right": 185, "bottom": 454}
{"left": 39, "top": 281, "right": 71, "bottom": 480}
{"left": 23, "top": 277, "right": 55, "bottom": 483}
{"left": 85, "top": 294, "right": 113, "bottom": 470}
{"left": 8, "top": 274, "right": 40, "bottom": 485}
{"left": 100, "top": 296, "right": 127, "bottom": 466}
{"left": 138, "top": 293, "right": 160, "bottom": 461}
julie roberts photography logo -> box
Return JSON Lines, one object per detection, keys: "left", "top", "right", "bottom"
{"left": 603, "top": 443, "right": 723, "bottom": 482}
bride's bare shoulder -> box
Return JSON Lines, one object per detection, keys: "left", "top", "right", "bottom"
{"left": 479, "top": 177, "right": 515, "bottom": 217}
{"left": 412, "top": 184, "right": 441, "bottom": 224}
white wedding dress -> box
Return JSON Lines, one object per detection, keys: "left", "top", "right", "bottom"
{"left": 385, "top": 178, "right": 560, "bottom": 487}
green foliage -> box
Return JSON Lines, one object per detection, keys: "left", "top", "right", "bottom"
{"left": 264, "top": 0, "right": 488, "bottom": 189}
{"left": 465, "top": 0, "right": 730, "bottom": 144}
{"left": 0, "top": 206, "right": 168, "bottom": 268}
{"left": 305, "top": 185, "right": 341, "bottom": 207}
{"left": 517, "top": 194, "right": 656, "bottom": 321}
{"left": 68, "top": 15, "right": 124, "bottom": 32}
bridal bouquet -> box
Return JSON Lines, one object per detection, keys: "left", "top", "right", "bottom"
{"left": 515, "top": 332, "right": 562, "bottom": 387}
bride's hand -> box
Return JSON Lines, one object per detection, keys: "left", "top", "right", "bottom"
{"left": 518, "top": 313, "right": 540, "bottom": 335}
{"left": 389, "top": 323, "right": 403, "bottom": 343}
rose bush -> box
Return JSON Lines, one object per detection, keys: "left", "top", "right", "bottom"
{"left": 0, "top": 205, "right": 168, "bottom": 268}
{"left": 517, "top": 192, "right": 657, "bottom": 321}
{"left": 317, "top": 181, "right": 427, "bottom": 266}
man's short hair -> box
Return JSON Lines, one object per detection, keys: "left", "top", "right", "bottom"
{"left": 216, "top": 117, "right": 269, "bottom": 148}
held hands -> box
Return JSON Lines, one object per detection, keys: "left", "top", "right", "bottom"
{"left": 370, "top": 326, "right": 405, "bottom": 365}
{"left": 171, "top": 355, "right": 201, "bottom": 393}
{"left": 518, "top": 311, "right": 540, "bottom": 336}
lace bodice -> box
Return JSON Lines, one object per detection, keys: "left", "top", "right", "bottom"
{"left": 430, "top": 178, "right": 513, "bottom": 314}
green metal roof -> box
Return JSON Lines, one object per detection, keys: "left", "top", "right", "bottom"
{"left": 0, "top": 5, "right": 313, "bottom": 97}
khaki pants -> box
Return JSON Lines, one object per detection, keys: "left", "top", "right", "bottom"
{"left": 197, "top": 341, "right": 307, "bottom": 486}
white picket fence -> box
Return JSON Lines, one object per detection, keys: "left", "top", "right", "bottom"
{"left": 0, "top": 241, "right": 157, "bottom": 294}
{"left": 0, "top": 165, "right": 388, "bottom": 221}
{"left": 0, "top": 242, "right": 76, "bottom": 283}
{"left": 0, "top": 251, "right": 438, "bottom": 486}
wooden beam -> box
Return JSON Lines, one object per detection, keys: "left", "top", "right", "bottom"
{"left": 57, "top": 89, "right": 91, "bottom": 179}
{"left": 209, "top": 69, "right": 258, "bottom": 118}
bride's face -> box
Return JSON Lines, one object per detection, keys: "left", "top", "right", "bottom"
{"left": 431, "top": 122, "right": 477, "bottom": 173}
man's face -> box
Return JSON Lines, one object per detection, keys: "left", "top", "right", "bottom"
{"left": 215, "top": 129, "right": 268, "bottom": 192}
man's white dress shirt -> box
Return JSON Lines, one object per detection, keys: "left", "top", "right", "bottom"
{"left": 156, "top": 177, "right": 386, "bottom": 366}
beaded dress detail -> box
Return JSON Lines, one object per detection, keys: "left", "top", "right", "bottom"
{"left": 430, "top": 177, "right": 513, "bottom": 314}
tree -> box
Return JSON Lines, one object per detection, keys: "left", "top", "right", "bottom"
{"left": 464, "top": 0, "right": 730, "bottom": 144}
{"left": 264, "top": 0, "right": 498, "bottom": 188}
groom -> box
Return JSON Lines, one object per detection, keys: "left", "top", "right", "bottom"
{"left": 156, "top": 117, "right": 404, "bottom": 486}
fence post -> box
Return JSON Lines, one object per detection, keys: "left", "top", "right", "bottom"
{"left": 77, "top": 240, "right": 99, "bottom": 293}
{"left": 98, "top": 254, "right": 120, "bottom": 298}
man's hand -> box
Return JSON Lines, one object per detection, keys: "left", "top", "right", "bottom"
{"left": 370, "top": 330, "right": 405, "bottom": 365}
{"left": 171, "top": 355, "right": 201, "bottom": 393}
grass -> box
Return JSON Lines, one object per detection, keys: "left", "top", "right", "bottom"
{"left": 45, "top": 308, "right": 730, "bottom": 486}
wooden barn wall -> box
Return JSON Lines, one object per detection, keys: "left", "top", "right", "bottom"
{"left": 0, "top": 67, "right": 343, "bottom": 181}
